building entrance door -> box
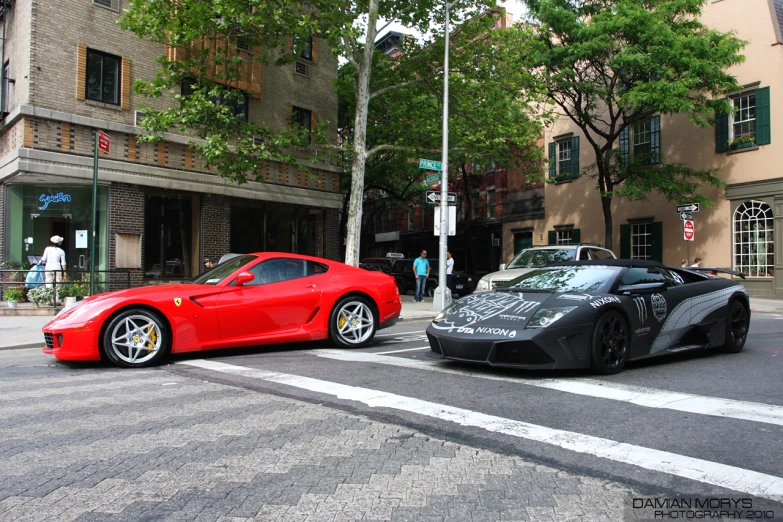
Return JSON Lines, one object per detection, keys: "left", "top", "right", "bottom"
{"left": 514, "top": 231, "right": 533, "bottom": 254}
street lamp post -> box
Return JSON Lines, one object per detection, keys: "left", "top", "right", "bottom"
{"left": 433, "top": 0, "right": 454, "bottom": 312}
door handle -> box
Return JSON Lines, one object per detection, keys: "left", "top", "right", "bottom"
{"left": 305, "top": 283, "right": 317, "bottom": 290}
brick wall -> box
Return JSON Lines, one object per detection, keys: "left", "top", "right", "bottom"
{"left": 202, "top": 195, "right": 231, "bottom": 265}
{"left": 324, "top": 208, "right": 340, "bottom": 261}
{"left": 109, "top": 183, "right": 145, "bottom": 289}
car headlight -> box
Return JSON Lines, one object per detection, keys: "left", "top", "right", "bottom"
{"left": 525, "top": 306, "right": 578, "bottom": 329}
{"left": 476, "top": 278, "right": 490, "bottom": 291}
{"left": 433, "top": 302, "right": 459, "bottom": 323}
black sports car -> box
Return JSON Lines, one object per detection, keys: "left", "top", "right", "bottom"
{"left": 426, "top": 259, "right": 750, "bottom": 374}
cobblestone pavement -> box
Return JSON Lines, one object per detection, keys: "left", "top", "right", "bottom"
{"left": 0, "top": 353, "right": 654, "bottom": 522}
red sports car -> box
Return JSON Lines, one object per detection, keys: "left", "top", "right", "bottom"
{"left": 42, "top": 253, "right": 402, "bottom": 368}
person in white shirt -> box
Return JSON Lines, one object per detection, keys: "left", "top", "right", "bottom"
{"left": 446, "top": 251, "right": 454, "bottom": 290}
{"left": 40, "top": 235, "right": 67, "bottom": 290}
{"left": 690, "top": 257, "right": 702, "bottom": 267}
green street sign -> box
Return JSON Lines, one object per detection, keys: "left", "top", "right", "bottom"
{"left": 419, "top": 158, "right": 442, "bottom": 171}
{"left": 425, "top": 173, "right": 441, "bottom": 183}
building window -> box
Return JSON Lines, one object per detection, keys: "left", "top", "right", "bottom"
{"left": 733, "top": 200, "right": 774, "bottom": 277}
{"left": 487, "top": 189, "right": 496, "bottom": 218}
{"left": 732, "top": 92, "right": 755, "bottom": 142}
{"left": 557, "top": 229, "right": 572, "bottom": 245}
{"left": 620, "top": 116, "right": 660, "bottom": 165}
{"left": 86, "top": 49, "right": 121, "bottom": 105}
{"left": 716, "top": 87, "right": 770, "bottom": 152}
{"left": 291, "top": 106, "right": 312, "bottom": 142}
{"left": 631, "top": 223, "right": 652, "bottom": 260}
{"left": 548, "top": 136, "right": 579, "bottom": 179}
{"left": 295, "top": 34, "right": 313, "bottom": 60}
{"left": 2, "top": 61, "right": 9, "bottom": 114}
{"left": 181, "top": 78, "right": 248, "bottom": 121}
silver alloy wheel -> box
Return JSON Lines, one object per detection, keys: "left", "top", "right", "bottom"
{"left": 109, "top": 314, "right": 163, "bottom": 365}
{"left": 335, "top": 300, "right": 375, "bottom": 345}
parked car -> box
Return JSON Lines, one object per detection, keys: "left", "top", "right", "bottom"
{"left": 475, "top": 244, "right": 617, "bottom": 292}
{"left": 428, "top": 259, "right": 750, "bottom": 374}
{"left": 144, "top": 261, "right": 185, "bottom": 279}
{"left": 359, "top": 263, "right": 385, "bottom": 272}
{"left": 360, "top": 256, "right": 399, "bottom": 273}
{"left": 390, "top": 258, "right": 473, "bottom": 297}
{"left": 42, "top": 253, "right": 402, "bottom": 368}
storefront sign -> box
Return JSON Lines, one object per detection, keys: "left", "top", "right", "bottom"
{"left": 38, "top": 192, "right": 72, "bottom": 210}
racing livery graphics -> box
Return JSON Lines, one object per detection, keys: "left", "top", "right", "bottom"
{"left": 426, "top": 260, "right": 750, "bottom": 374}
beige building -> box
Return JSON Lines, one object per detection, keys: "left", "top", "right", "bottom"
{"left": 502, "top": 0, "right": 783, "bottom": 298}
{"left": 0, "top": 0, "right": 342, "bottom": 288}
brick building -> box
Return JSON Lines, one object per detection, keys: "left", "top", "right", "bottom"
{"left": 0, "top": 0, "right": 342, "bottom": 288}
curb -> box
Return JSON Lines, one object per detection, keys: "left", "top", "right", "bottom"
{"left": 0, "top": 342, "right": 44, "bottom": 351}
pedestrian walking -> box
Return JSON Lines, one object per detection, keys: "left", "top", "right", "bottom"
{"left": 39, "top": 236, "right": 66, "bottom": 302}
{"left": 413, "top": 250, "right": 430, "bottom": 302}
{"left": 681, "top": 259, "right": 688, "bottom": 267}
{"left": 446, "top": 251, "right": 454, "bottom": 290}
{"left": 690, "top": 258, "right": 702, "bottom": 267}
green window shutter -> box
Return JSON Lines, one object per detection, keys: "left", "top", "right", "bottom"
{"left": 570, "top": 136, "right": 580, "bottom": 179}
{"left": 620, "top": 224, "right": 631, "bottom": 259}
{"left": 548, "top": 142, "right": 556, "bottom": 179}
{"left": 548, "top": 231, "right": 556, "bottom": 245}
{"left": 756, "top": 86, "right": 771, "bottom": 145}
{"left": 715, "top": 104, "right": 729, "bottom": 153}
{"left": 651, "top": 221, "right": 663, "bottom": 262}
{"left": 619, "top": 126, "right": 629, "bottom": 166}
{"left": 571, "top": 228, "right": 581, "bottom": 244}
{"left": 650, "top": 115, "right": 660, "bottom": 164}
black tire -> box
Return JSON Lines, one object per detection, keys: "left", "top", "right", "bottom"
{"left": 720, "top": 299, "right": 749, "bottom": 353}
{"left": 590, "top": 310, "right": 629, "bottom": 375}
{"left": 397, "top": 281, "right": 407, "bottom": 295}
{"left": 102, "top": 309, "right": 170, "bottom": 368}
{"left": 329, "top": 296, "right": 377, "bottom": 348}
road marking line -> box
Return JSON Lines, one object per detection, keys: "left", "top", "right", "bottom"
{"left": 373, "top": 346, "right": 430, "bottom": 355}
{"left": 374, "top": 330, "right": 425, "bottom": 337}
{"left": 309, "top": 350, "right": 783, "bottom": 428}
{"left": 179, "top": 358, "right": 783, "bottom": 501}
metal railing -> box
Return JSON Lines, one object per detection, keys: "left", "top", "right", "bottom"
{"left": 0, "top": 269, "right": 132, "bottom": 308}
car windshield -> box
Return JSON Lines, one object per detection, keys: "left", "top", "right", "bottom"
{"left": 190, "top": 255, "right": 257, "bottom": 285}
{"left": 506, "top": 249, "right": 576, "bottom": 269}
{"left": 504, "top": 266, "right": 622, "bottom": 293}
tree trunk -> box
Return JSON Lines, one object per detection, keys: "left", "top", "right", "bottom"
{"left": 338, "top": 192, "right": 349, "bottom": 263}
{"left": 343, "top": 0, "right": 379, "bottom": 266}
{"left": 601, "top": 195, "right": 613, "bottom": 250}
{"left": 596, "top": 157, "right": 614, "bottom": 250}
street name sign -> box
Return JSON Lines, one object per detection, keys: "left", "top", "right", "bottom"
{"left": 418, "top": 158, "right": 443, "bottom": 171}
{"left": 426, "top": 191, "right": 457, "bottom": 204}
{"left": 425, "top": 173, "right": 442, "bottom": 184}
{"left": 683, "top": 219, "right": 695, "bottom": 241}
{"left": 97, "top": 131, "right": 111, "bottom": 153}
{"left": 680, "top": 212, "right": 693, "bottom": 221}
{"left": 676, "top": 203, "right": 700, "bottom": 213}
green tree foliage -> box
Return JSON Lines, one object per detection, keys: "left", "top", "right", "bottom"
{"left": 522, "top": 0, "right": 746, "bottom": 248}
{"left": 336, "top": 14, "right": 549, "bottom": 240}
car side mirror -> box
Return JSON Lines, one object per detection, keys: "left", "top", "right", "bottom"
{"left": 235, "top": 271, "right": 255, "bottom": 286}
{"left": 499, "top": 264, "right": 506, "bottom": 271}
{"left": 617, "top": 282, "right": 666, "bottom": 295}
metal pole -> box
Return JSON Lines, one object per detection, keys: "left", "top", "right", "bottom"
{"left": 434, "top": 1, "right": 451, "bottom": 312}
{"left": 90, "top": 132, "right": 98, "bottom": 296}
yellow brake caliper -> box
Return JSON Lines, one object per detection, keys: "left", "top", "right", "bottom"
{"left": 145, "top": 325, "right": 157, "bottom": 351}
{"left": 338, "top": 314, "right": 346, "bottom": 329}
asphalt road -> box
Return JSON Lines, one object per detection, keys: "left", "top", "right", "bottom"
{"left": 2, "top": 313, "right": 783, "bottom": 520}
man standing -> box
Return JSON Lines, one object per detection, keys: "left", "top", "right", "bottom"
{"left": 690, "top": 258, "right": 702, "bottom": 267}
{"left": 446, "top": 251, "right": 454, "bottom": 291}
{"left": 413, "top": 250, "right": 430, "bottom": 302}
{"left": 681, "top": 259, "right": 689, "bottom": 267}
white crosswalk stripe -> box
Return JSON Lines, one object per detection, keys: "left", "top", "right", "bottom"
{"left": 309, "top": 349, "right": 783, "bottom": 427}
{"left": 179, "top": 358, "right": 783, "bottom": 501}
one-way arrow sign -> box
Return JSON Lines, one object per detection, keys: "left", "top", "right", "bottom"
{"left": 426, "top": 191, "right": 457, "bottom": 204}
{"left": 676, "top": 203, "right": 700, "bottom": 213}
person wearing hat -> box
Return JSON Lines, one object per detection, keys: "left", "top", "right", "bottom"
{"left": 39, "top": 236, "right": 67, "bottom": 292}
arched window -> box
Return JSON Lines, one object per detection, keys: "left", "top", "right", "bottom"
{"left": 733, "top": 201, "right": 774, "bottom": 277}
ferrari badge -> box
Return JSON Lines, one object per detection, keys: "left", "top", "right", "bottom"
{"left": 174, "top": 298, "right": 182, "bottom": 307}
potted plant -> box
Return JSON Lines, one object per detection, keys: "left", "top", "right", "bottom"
{"left": 729, "top": 134, "right": 755, "bottom": 150}
{"left": 4, "top": 287, "right": 23, "bottom": 308}
{"left": 58, "top": 284, "right": 78, "bottom": 307}
{"left": 28, "top": 286, "right": 55, "bottom": 307}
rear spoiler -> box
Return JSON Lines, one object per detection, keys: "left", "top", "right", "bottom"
{"left": 675, "top": 266, "right": 746, "bottom": 280}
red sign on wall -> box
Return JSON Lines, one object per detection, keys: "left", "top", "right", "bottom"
{"left": 683, "top": 219, "right": 695, "bottom": 241}
{"left": 97, "top": 131, "right": 111, "bottom": 154}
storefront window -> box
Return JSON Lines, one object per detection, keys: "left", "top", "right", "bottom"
{"left": 5, "top": 185, "right": 109, "bottom": 276}
{"left": 144, "top": 194, "right": 193, "bottom": 279}
{"left": 230, "top": 203, "right": 265, "bottom": 254}
{"left": 296, "top": 208, "right": 324, "bottom": 257}
{"left": 266, "top": 203, "right": 295, "bottom": 253}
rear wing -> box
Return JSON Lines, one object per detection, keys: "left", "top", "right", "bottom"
{"left": 674, "top": 266, "right": 746, "bottom": 280}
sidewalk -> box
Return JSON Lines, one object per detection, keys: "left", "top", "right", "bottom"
{"left": 1, "top": 295, "right": 779, "bottom": 351}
